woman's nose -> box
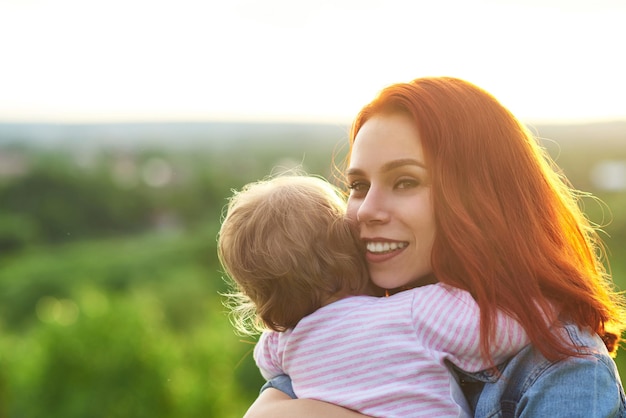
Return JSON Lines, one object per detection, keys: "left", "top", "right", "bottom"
{"left": 356, "top": 187, "right": 389, "bottom": 224}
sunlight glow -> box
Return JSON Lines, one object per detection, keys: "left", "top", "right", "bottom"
{"left": 0, "top": 0, "right": 625, "bottom": 123}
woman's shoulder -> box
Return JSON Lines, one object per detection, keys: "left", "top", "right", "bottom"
{"left": 465, "top": 323, "right": 626, "bottom": 417}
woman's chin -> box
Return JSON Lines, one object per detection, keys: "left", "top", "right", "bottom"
{"left": 371, "top": 273, "right": 438, "bottom": 293}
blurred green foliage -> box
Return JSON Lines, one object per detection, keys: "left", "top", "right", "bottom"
{"left": 0, "top": 135, "right": 341, "bottom": 418}
{"left": 0, "top": 125, "right": 624, "bottom": 417}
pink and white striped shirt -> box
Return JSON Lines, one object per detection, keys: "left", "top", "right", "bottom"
{"left": 254, "top": 283, "right": 529, "bottom": 418}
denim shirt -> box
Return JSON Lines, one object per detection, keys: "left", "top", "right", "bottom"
{"left": 261, "top": 324, "right": 626, "bottom": 417}
{"left": 458, "top": 323, "right": 626, "bottom": 417}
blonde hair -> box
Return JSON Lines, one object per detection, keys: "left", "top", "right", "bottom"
{"left": 218, "top": 175, "right": 371, "bottom": 335}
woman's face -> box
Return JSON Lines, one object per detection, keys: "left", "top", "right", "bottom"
{"left": 346, "top": 113, "right": 435, "bottom": 290}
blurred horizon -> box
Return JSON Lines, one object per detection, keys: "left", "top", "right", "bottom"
{"left": 1, "top": 118, "right": 625, "bottom": 148}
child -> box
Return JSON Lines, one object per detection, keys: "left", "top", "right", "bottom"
{"left": 218, "top": 174, "right": 528, "bottom": 418}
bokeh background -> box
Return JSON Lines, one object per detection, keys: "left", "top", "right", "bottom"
{"left": 1, "top": 1, "right": 625, "bottom": 417}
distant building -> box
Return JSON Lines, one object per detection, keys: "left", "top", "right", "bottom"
{"left": 590, "top": 160, "right": 626, "bottom": 192}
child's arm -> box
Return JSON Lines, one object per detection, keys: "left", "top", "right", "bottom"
{"left": 253, "top": 331, "right": 285, "bottom": 380}
{"left": 411, "top": 284, "right": 529, "bottom": 371}
{"left": 244, "top": 389, "right": 372, "bottom": 418}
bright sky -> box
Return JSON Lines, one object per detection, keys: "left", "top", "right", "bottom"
{"left": 1, "top": 0, "right": 625, "bottom": 124}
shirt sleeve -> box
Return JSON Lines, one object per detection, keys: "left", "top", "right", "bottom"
{"left": 253, "top": 331, "right": 285, "bottom": 381}
{"left": 260, "top": 374, "right": 297, "bottom": 399}
{"left": 410, "top": 284, "right": 529, "bottom": 371}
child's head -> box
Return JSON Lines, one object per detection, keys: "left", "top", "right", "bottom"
{"left": 218, "top": 175, "right": 370, "bottom": 335}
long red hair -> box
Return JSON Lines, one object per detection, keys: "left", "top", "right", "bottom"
{"left": 348, "top": 76, "right": 625, "bottom": 360}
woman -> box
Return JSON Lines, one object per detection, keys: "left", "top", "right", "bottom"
{"left": 244, "top": 77, "right": 626, "bottom": 417}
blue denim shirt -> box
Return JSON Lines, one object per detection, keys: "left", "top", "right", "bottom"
{"left": 261, "top": 324, "right": 626, "bottom": 417}
{"left": 458, "top": 323, "right": 626, "bottom": 417}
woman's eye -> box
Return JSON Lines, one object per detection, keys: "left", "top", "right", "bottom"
{"left": 348, "top": 181, "right": 369, "bottom": 193}
{"left": 396, "top": 179, "right": 420, "bottom": 189}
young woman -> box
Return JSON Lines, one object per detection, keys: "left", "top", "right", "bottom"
{"left": 244, "top": 77, "right": 626, "bottom": 417}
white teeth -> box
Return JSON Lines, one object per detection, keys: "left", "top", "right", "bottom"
{"left": 366, "top": 241, "right": 407, "bottom": 254}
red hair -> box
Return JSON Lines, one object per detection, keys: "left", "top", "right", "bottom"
{"left": 347, "top": 76, "right": 625, "bottom": 360}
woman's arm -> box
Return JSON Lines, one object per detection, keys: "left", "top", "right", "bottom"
{"left": 244, "top": 389, "right": 372, "bottom": 418}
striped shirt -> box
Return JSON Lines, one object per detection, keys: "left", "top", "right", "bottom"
{"left": 254, "top": 283, "right": 529, "bottom": 418}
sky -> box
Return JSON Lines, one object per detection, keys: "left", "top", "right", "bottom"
{"left": 1, "top": 0, "right": 625, "bottom": 124}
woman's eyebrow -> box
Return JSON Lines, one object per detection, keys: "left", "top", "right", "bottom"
{"left": 381, "top": 158, "right": 426, "bottom": 171}
{"left": 345, "top": 167, "right": 364, "bottom": 177}
{"left": 346, "top": 158, "right": 426, "bottom": 177}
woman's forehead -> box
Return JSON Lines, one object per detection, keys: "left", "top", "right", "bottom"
{"left": 349, "top": 114, "right": 425, "bottom": 169}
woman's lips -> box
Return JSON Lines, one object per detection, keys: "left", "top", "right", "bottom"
{"left": 364, "top": 239, "right": 408, "bottom": 263}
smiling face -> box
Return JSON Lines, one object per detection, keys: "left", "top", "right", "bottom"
{"left": 345, "top": 112, "right": 436, "bottom": 290}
